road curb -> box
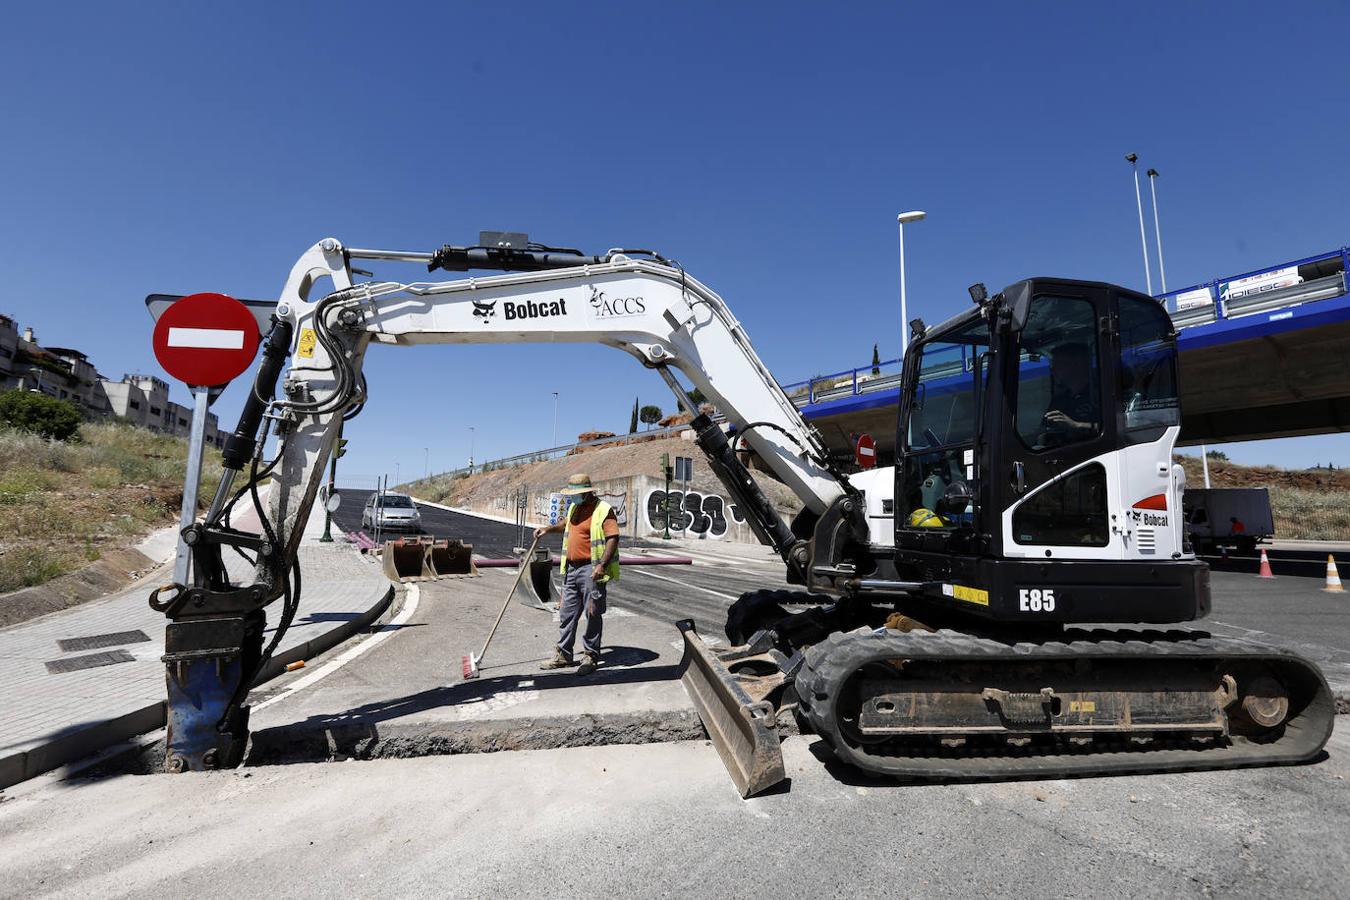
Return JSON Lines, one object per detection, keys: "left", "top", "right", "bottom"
{"left": 0, "top": 581, "right": 394, "bottom": 791}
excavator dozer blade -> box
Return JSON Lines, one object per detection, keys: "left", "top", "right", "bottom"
{"left": 676, "top": 619, "right": 786, "bottom": 798}
{"left": 427, "top": 539, "right": 478, "bottom": 578}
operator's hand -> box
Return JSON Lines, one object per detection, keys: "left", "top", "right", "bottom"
{"left": 1043, "top": 410, "right": 1072, "bottom": 429}
{"left": 534, "top": 526, "right": 549, "bottom": 539}
{"left": 591, "top": 563, "right": 606, "bottom": 583}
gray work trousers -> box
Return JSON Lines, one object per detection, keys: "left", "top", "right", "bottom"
{"left": 558, "top": 562, "right": 607, "bottom": 658}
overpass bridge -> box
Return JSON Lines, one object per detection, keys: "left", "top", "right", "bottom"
{"left": 788, "top": 246, "right": 1350, "bottom": 463}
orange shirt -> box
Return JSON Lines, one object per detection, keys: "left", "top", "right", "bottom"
{"left": 565, "top": 500, "right": 620, "bottom": 562}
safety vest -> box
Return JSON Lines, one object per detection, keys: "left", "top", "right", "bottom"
{"left": 561, "top": 499, "right": 621, "bottom": 582}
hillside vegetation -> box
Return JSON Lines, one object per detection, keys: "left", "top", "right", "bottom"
{"left": 0, "top": 422, "right": 221, "bottom": 593}
{"left": 1175, "top": 454, "right": 1350, "bottom": 541}
{"left": 405, "top": 432, "right": 803, "bottom": 519}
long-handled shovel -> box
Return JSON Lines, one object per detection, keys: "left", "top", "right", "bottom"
{"left": 461, "top": 533, "right": 542, "bottom": 679}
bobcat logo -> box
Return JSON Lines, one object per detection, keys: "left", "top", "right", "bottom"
{"left": 471, "top": 299, "right": 497, "bottom": 322}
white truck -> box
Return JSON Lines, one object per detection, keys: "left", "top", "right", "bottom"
{"left": 1184, "top": 487, "right": 1274, "bottom": 554}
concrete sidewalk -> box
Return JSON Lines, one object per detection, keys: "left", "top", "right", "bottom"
{"left": 0, "top": 503, "right": 393, "bottom": 790}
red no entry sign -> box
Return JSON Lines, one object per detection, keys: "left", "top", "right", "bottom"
{"left": 151, "top": 292, "right": 261, "bottom": 387}
{"left": 855, "top": 433, "right": 877, "bottom": 469}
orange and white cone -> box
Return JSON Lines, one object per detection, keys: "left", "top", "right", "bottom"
{"left": 1326, "top": 555, "right": 1344, "bottom": 593}
{"left": 1258, "top": 548, "right": 1275, "bottom": 579}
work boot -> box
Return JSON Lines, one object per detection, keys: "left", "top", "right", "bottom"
{"left": 539, "top": 649, "right": 574, "bottom": 670}
{"left": 576, "top": 652, "right": 601, "bottom": 676}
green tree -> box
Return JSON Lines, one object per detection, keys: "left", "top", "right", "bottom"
{"left": 629, "top": 397, "right": 639, "bottom": 434}
{"left": 687, "top": 387, "right": 706, "bottom": 406}
{"left": 0, "top": 390, "right": 81, "bottom": 441}
{"left": 871, "top": 343, "right": 881, "bottom": 376}
{"left": 1205, "top": 449, "right": 1229, "bottom": 461}
{"left": 639, "top": 404, "right": 663, "bottom": 429}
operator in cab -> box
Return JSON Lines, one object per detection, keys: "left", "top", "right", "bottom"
{"left": 533, "top": 473, "right": 620, "bottom": 676}
{"left": 1040, "top": 342, "right": 1100, "bottom": 445}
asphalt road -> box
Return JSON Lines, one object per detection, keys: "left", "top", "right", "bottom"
{"left": 331, "top": 488, "right": 550, "bottom": 559}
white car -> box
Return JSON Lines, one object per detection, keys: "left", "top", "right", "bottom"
{"left": 362, "top": 492, "right": 423, "bottom": 533}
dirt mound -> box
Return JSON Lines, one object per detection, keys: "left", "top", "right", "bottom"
{"left": 408, "top": 433, "right": 802, "bottom": 517}
{"left": 1175, "top": 454, "right": 1350, "bottom": 492}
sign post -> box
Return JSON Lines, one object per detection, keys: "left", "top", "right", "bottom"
{"left": 174, "top": 388, "right": 212, "bottom": 585}
{"left": 150, "top": 292, "right": 261, "bottom": 587}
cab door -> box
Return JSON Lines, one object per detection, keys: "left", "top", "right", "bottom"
{"left": 994, "top": 283, "right": 1123, "bottom": 560}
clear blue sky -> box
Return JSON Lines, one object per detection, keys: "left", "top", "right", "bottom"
{"left": 3, "top": 1, "right": 1348, "bottom": 485}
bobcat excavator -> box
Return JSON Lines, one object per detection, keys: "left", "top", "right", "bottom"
{"left": 154, "top": 234, "right": 1334, "bottom": 795}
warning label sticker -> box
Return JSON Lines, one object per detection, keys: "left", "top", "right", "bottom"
{"left": 297, "top": 328, "right": 317, "bottom": 359}
{"left": 941, "top": 583, "right": 990, "bottom": 606}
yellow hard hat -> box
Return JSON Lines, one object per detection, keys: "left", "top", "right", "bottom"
{"left": 908, "top": 508, "right": 946, "bottom": 528}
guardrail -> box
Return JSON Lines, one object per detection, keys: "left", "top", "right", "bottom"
{"left": 782, "top": 358, "right": 905, "bottom": 407}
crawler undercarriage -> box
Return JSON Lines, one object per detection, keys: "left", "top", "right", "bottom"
{"left": 680, "top": 591, "right": 1334, "bottom": 796}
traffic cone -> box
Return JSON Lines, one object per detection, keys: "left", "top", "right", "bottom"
{"left": 1326, "top": 555, "right": 1344, "bottom": 593}
{"left": 1258, "top": 548, "right": 1275, "bottom": 579}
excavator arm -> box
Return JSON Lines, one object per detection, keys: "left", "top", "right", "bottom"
{"left": 158, "top": 236, "right": 865, "bottom": 779}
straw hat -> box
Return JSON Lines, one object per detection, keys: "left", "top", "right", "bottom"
{"left": 560, "top": 473, "right": 596, "bottom": 495}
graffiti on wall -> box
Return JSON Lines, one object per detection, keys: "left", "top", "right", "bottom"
{"left": 643, "top": 488, "right": 745, "bottom": 539}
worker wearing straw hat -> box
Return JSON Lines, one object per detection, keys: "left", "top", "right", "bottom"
{"left": 534, "top": 473, "right": 620, "bottom": 675}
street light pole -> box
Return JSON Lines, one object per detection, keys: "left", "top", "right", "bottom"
{"left": 551, "top": 391, "right": 559, "bottom": 447}
{"left": 1126, "top": 153, "right": 1154, "bottom": 296}
{"left": 1146, "top": 167, "right": 1168, "bottom": 295}
{"left": 897, "top": 210, "right": 927, "bottom": 356}
{"left": 468, "top": 425, "right": 475, "bottom": 473}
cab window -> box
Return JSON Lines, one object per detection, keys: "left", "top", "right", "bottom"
{"left": 900, "top": 317, "right": 988, "bottom": 530}
{"left": 1013, "top": 463, "right": 1109, "bottom": 546}
{"left": 1117, "top": 294, "right": 1180, "bottom": 444}
{"left": 1014, "top": 296, "right": 1102, "bottom": 451}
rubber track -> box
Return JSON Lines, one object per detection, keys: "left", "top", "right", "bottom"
{"left": 797, "top": 627, "right": 1335, "bottom": 781}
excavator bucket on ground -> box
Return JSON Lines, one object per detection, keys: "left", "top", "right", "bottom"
{"left": 427, "top": 539, "right": 476, "bottom": 577}
{"left": 676, "top": 620, "right": 788, "bottom": 798}
{"left": 381, "top": 537, "right": 478, "bottom": 583}
{"left": 519, "top": 548, "right": 556, "bottom": 610}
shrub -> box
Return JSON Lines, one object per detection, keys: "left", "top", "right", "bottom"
{"left": 0, "top": 390, "right": 82, "bottom": 440}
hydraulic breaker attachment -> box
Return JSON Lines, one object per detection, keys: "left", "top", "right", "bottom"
{"left": 381, "top": 538, "right": 478, "bottom": 583}
{"left": 162, "top": 613, "right": 263, "bottom": 772}
{"left": 676, "top": 619, "right": 790, "bottom": 798}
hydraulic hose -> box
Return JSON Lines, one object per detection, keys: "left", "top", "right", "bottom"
{"left": 220, "top": 317, "right": 294, "bottom": 472}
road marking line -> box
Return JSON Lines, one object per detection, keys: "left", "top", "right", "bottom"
{"left": 253, "top": 583, "right": 421, "bottom": 713}
{"left": 630, "top": 567, "right": 740, "bottom": 601}
{"left": 166, "top": 326, "right": 246, "bottom": 349}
